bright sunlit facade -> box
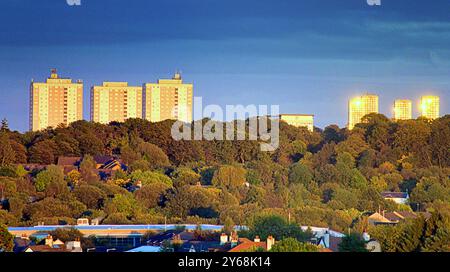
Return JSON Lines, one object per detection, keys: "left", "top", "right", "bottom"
{"left": 348, "top": 94, "right": 379, "bottom": 130}
{"left": 420, "top": 96, "right": 440, "bottom": 120}
{"left": 393, "top": 99, "right": 412, "bottom": 121}
{"left": 90, "top": 82, "right": 143, "bottom": 124}
{"left": 280, "top": 114, "right": 314, "bottom": 132}
{"left": 143, "top": 73, "right": 193, "bottom": 123}
{"left": 30, "top": 69, "right": 83, "bottom": 131}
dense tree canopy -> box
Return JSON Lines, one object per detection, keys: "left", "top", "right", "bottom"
{"left": 270, "top": 237, "right": 319, "bottom": 252}
{"left": 0, "top": 224, "right": 14, "bottom": 252}
{"left": 0, "top": 115, "right": 448, "bottom": 251}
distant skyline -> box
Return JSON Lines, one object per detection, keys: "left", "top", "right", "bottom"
{"left": 0, "top": 0, "right": 449, "bottom": 132}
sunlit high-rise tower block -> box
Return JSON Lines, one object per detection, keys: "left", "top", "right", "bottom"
{"left": 348, "top": 94, "right": 379, "bottom": 130}
{"left": 393, "top": 99, "right": 412, "bottom": 121}
{"left": 90, "top": 82, "right": 143, "bottom": 124}
{"left": 30, "top": 69, "right": 83, "bottom": 131}
{"left": 420, "top": 96, "right": 440, "bottom": 120}
{"left": 143, "top": 72, "right": 193, "bottom": 123}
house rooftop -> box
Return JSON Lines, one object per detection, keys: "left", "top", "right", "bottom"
{"left": 381, "top": 192, "right": 409, "bottom": 199}
{"left": 228, "top": 238, "right": 268, "bottom": 252}
{"left": 57, "top": 156, "right": 81, "bottom": 166}
{"left": 25, "top": 245, "right": 70, "bottom": 253}
{"left": 384, "top": 211, "right": 418, "bottom": 222}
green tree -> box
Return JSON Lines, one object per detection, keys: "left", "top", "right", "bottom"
{"left": 34, "top": 165, "right": 65, "bottom": 192}
{"left": 0, "top": 132, "right": 15, "bottom": 166}
{"left": 248, "top": 215, "right": 312, "bottom": 242}
{"left": 120, "top": 146, "right": 141, "bottom": 165}
{"left": 0, "top": 224, "right": 14, "bottom": 252}
{"left": 29, "top": 139, "right": 57, "bottom": 165}
{"left": 134, "top": 182, "right": 170, "bottom": 209}
{"left": 338, "top": 233, "right": 368, "bottom": 252}
{"left": 411, "top": 176, "right": 450, "bottom": 204}
{"left": 165, "top": 186, "right": 218, "bottom": 219}
{"left": 349, "top": 169, "right": 368, "bottom": 189}
{"left": 73, "top": 185, "right": 107, "bottom": 209}
{"left": 0, "top": 118, "right": 9, "bottom": 131}
{"left": 335, "top": 133, "right": 369, "bottom": 158}
{"left": 288, "top": 162, "right": 314, "bottom": 190}
{"left": 171, "top": 168, "right": 201, "bottom": 187}
{"left": 421, "top": 211, "right": 450, "bottom": 252}
{"left": 223, "top": 216, "right": 235, "bottom": 234}
{"left": 270, "top": 238, "right": 318, "bottom": 252}
{"left": 429, "top": 115, "right": 450, "bottom": 168}
{"left": 79, "top": 155, "right": 99, "bottom": 183}
{"left": 393, "top": 119, "right": 432, "bottom": 167}
{"left": 323, "top": 125, "right": 344, "bottom": 144}
{"left": 15, "top": 165, "right": 28, "bottom": 177}
{"left": 104, "top": 193, "right": 137, "bottom": 217}
{"left": 139, "top": 142, "right": 171, "bottom": 169}
{"left": 212, "top": 165, "right": 247, "bottom": 191}
{"left": 130, "top": 170, "right": 172, "bottom": 187}
{"left": 67, "top": 169, "right": 82, "bottom": 187}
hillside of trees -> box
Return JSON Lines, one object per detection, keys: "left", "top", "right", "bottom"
{"left": 0, "top": 114, "right": 449, "bottom": 251}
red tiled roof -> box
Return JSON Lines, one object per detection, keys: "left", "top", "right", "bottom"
{"left": 238, "top": 238, "right": 253, "bottom": 243}
{"left": 25, "top": 245, "right": 70, "bottom": 252}
{"left": 57, "top": 156, "right": 81, "bottom": 166}
{"left": 229, "top": 241, "right": 267, "bottom": 252}
{"left": 384, "top": 211, "right": 417, "bottom": 222}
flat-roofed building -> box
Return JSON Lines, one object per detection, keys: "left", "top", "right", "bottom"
{"left": 348, "top": 94, "right": 379, "bottom": 130}
{"left": 30, "top": 69, "right": 83, "bottom": 131}
{"left": 393, "top": 99, "right": 412, "bottom": 121}
{"left": 143, "top": 73, "right": 193, "bottom": 123}
{"left": 420, "top": 96, "right": 440, "bottom": 120}
{"left": 280, "top": 114, "right": 314, "bottom": 132}
{"left": 90, "top": 82, "right": 143, "bottom": 124}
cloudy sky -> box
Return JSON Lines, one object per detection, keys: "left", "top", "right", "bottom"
{"left": 0, "top": 0, "right": 449, "bottom": 131}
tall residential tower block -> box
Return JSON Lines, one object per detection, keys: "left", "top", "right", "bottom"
{"left": 420, "top": 96, "right": 440, "bottom": 120}
{"left": 90, "top": 82, "right": 143, "bottom": 124}
{"left": 393, "top": 99, "right": 412, "bottom": 121}
{"left": 30, "top": 69, "right": 83, "bottom": 131}
{"left": 143, "top": 73, "right": 193, "bottom": 123}
{"left": 348, "top": 94, "right": 379, "bottom": 130}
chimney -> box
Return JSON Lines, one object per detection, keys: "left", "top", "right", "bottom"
{"left": 45, "top": 235, "right": 53, "bottom": 247}
{"left": 220, "top": 233, "right": 228, "bottom": 245}
{"left": 323, "top": 231, "right": 330, "bottom": 248}
{"left": 50, "top": 69, "right": 58, "bottom": 79}
{"left": 254, "top": 236, "right": 260, "bottom": 243}
{"left": 266, "top": 236, "right": 275, "bottom": 251}
{"left": 363, "top": 231, "right": 371, "bottom": 242}
{"left": 173, "top": 71, "right": 182, "bottom": 80}
{"left": 230, "top": 232, "right": 238, "bottom": 247}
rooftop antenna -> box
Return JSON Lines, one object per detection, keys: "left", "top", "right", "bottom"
{"left": 174, "top": 69, "right": 182, "bottom": 80}
{"left": 50, "top": 68, "right": 58, "bottom": 79}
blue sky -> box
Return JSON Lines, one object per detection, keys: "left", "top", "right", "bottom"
{"left": 0, "top": 0, "right": 449, "bottom": 131}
